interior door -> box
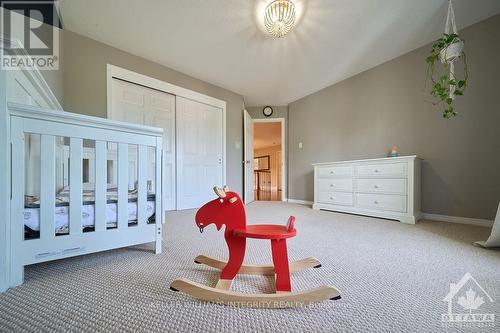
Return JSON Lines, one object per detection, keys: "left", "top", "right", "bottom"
{"left": 176, "top": 96, "right": 223, "bottom": 210}
{"left": 110, "top": 78, "right": 176, "bottom": 210}
{"left": 243, "top": 110, "right": 254, "bottom": 204}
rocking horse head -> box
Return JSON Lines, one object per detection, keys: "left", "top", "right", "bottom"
{"left": 195, "top": 186, "right": 246, "bottom": 233}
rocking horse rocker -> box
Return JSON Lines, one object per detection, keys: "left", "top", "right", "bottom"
{"left": 170, "top": 186, "right": 341, "bottom": 308}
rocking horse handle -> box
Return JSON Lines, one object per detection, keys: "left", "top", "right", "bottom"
{"left": 286, "top": 216, "right": 295, "bottom": 232}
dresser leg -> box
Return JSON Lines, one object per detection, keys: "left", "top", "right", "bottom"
{"left": 399, "top": 216, "right": 416, "bottom": 224}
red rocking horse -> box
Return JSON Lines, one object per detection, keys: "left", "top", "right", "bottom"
{"left": 170, "top": 186, "right": 341, "bottom": 308}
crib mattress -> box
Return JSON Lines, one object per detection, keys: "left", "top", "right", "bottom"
{"left": 24, "top": 187, "right": 156, "bottom": 235}
{"left": 24, "top": 200, "right": 156, "bottom": 234}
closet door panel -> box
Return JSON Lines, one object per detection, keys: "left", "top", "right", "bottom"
{"left": 110, "top": 79, "right": 145, "bottom": 124}
{"left": 176, "top": 97, "right": 223, "bottom": 210}
{"left": 110, "top": 78, "right": 176, "bottom": 210}
{"left": 144, "top": 88, "right": 176, "bottom": 211}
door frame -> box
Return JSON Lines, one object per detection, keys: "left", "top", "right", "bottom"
{"left": 250, "top": 117, "right": 287, "bottom": 202}
{"left": 0, "top": 60, "right": 8, "bottom": 292}
{"left": 243, "top": 109, "right": 254, "bottom": 204}
{"left": 106, "top": 64, "right": 227, "bottom": 198}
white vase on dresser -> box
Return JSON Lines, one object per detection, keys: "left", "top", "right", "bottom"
{"left": 312, "top": 156, "right": 421, "bottom": 224}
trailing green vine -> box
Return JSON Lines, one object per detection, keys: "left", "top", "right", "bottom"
{"left": 426, "top": 33, "right": 468, "bottom": 118}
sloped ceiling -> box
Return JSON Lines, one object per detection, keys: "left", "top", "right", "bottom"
{"left": 59, "top": 0, "right": 500, "bottom": 106}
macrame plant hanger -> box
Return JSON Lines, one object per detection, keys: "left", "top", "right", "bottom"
{"left": 444, "top": 0, "right": 459, "bottom": 99}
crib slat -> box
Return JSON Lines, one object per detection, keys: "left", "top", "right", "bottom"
{"left": 137, "top": 145, "right": 147, "bottom": 226}
{"left": 69, "top": 138, "right": 83, "bottom": 235}
{"left": 117, "top": 143, "right": 128, "bottom": 229}
{"left": 40, "top": 135, "right": 56, "bottom": 239}
{"left": 95, "top": 141, "right": 107, "bottom": 232}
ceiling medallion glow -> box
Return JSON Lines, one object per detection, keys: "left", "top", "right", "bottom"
{"left": 264, "top": 0, "right": 296, "bottom": 38}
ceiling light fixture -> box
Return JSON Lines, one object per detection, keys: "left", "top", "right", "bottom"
{"left": 264, "top": 0, "right": 296, "bottom": 38}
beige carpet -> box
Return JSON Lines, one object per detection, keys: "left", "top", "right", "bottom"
{"left": 1, "top": 202, "right": 499, "bottom": 332}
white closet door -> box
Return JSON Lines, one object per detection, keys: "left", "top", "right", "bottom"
{"left": 110, "top": 78, "right": 176, "bottom": 210}
{"left": 176, "top": 96, "right": 223, "bottom": 210}
{"left": 143, "top": 88, "right": 176, "bottom": 211}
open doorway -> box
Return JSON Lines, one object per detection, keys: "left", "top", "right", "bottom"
{"left": 253, "top": 120, "right": 284, "bottom": 201}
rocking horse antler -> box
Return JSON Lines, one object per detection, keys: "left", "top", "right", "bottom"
{"left": 213, "top": 186, "right": 226, "bottom": 198}
{"left": 214, "top": 186, "right": 236, "bottom": 202}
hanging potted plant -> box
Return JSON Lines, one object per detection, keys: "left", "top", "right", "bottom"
{"left": 439, "top": 34, "right": 464, "bottom": 63}
{"left": 426, "top": 0, "right": 468, "bottom": 119}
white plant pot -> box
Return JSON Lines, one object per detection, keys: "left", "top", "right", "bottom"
{"left": 439, "top": 40, "right": 464, "bottom": 63}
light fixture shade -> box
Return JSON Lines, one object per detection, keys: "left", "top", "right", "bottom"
{"left": 264, "top": 0, "right": 296, "bottom": 38}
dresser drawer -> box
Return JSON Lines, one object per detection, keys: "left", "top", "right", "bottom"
{"left": 318, "top": 178, "right": 353, "bottom": 192}
{"left": 356, "top": 162, "right": 407, "bottom": 177}
{"left": 317, "top": 165, "right": 353, "bottom": 178}
{"left": 356, "top": 179, "right": 406, "bottom": 194}
{"left": 318, "top": 191, "right": 353, "bottom": 206}
{"left": 356, "top": 193, "right": 407, "bottom": 213}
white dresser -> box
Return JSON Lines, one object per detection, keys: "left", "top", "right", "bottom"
{"left": 312, "top": 156, "right": 421, "bottom": 224}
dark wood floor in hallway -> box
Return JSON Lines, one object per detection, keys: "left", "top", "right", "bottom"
{"left": 254, "top": 190, "right": 282, "bottom": 201}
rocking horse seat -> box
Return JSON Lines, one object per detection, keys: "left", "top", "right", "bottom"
{"left": 233, "top": 216, "right": 296, "bottom": 240}
{"left": 233, "top": 225, "right": 296, "bottom": 239}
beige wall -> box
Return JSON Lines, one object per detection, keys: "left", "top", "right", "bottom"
{"left": 59, "top": 30, "right": 244, "bottom": 194}
{"left": 38, "top": 23, "right": 64, "bottom": 106}
{"left": 254, "top": 145, "right": 282, "bottom": 191}
{"left": 247, "top": 106, "right": 288, "bottom": 120}
{"left": 288, "top": 14, "right": 500, "bottom": 220}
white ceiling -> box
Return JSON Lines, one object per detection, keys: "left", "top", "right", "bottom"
{"left": 59, "top": 0, "right": 500, "bottom": 106}
{"left": 254, "top": 122, "right": 281, "bottom": 150}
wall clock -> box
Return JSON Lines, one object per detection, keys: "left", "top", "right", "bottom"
{"left": 263, "top": 106, "right": 273, "bottom": 117}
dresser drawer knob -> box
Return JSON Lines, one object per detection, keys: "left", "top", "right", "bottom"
{"left": 330, "top": 184, "right": 334, "bottom": 187}
{"left": 330, "top": 197, "right": 334, "bottom": 200}
{"left": 330, "top": 171, "right": 334, "bottom": 174}
{"left": 374, "top": 185, "right": 379, "bottom": 189}
{"left": 374, "top": 169, "right": 380, "bottom": 173}
{"left": 374, "top": 200, "right": 379, "bottom": 204}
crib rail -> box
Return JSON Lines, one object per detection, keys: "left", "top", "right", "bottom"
{"left": 8, "top": 103, "right": 163, "bottom": 286}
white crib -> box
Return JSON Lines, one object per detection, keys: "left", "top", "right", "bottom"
{"left": 8, "top": 102, "right": 164, "bottom": 287}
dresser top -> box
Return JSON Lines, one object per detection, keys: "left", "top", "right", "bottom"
{"left": 312, "top": 155, "right": 420, "bottom": 166}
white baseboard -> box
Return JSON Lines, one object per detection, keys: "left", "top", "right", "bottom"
{"left": 288, "top": 199, "right": 313, "bottom": 206}
{"left": 284, "top": 202, "right": 493, "bottom": 227}
{"left": 422, "top": 213, "right": 493, "bottom": 227}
